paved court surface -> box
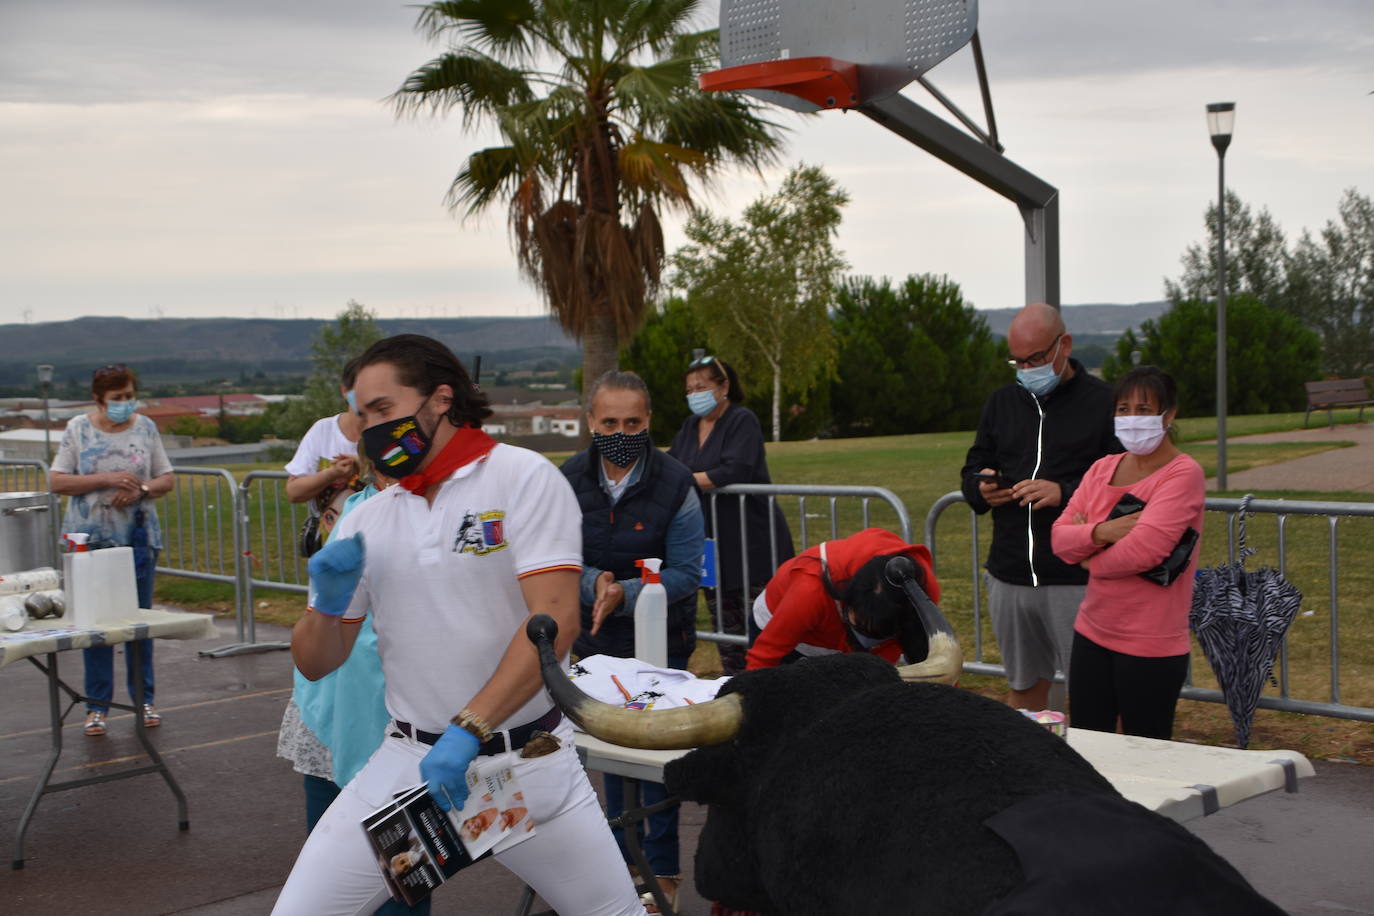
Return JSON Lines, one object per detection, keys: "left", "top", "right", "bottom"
{"left": 1205, "top": 422, "right": 1374, "bottom": 494}
{"left": 1, "top": 616, "right": 1371, "bottom": 915}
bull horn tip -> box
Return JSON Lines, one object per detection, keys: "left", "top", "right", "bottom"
{"left": 527, "top": 614, "right": 559, "bottom": 645}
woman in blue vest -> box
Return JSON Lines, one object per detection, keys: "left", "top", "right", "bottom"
{"left": 561, "top": 370, "right": 705, "bottom": 912}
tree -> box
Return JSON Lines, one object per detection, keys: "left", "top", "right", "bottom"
{"left": 830, "top": 274, "right": 1009, "bottom": 437}
{"left": 167, "top": 415, "right": 220, "bottom": 439}
{"left": 391, "top": 0, "right": 785, "bottom": 418}
{"left": 618, "top": 295, "right": 705, "bottom": 446}
{"left": 1285, "top": 189, "right": 1374, "bottom": 377}
{"left": 1101, "top": 296, "right": 1321, "bottom": 417}
{"left": 273, "top": 300, "right": 382, "bottom": 439}
{"left": 1165, "top": 189, "right": 1288, "bottom": 306}
{"left": 672, "top": 164, "right": 848, "bottom": 440}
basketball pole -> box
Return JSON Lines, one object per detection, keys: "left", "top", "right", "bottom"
{"left": 858, "top": 92, "right": 1060, "bottom": 307}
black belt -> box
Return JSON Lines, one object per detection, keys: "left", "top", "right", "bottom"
{"left": 393, "top": 706, "right": 562, "bottom": 755}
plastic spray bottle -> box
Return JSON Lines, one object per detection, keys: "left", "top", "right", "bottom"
{"left": 634, "top": 558, "right": 668, "bottom": 667}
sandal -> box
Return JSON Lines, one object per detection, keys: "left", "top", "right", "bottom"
{"left": 83, "top": 710, "right": 107, "bottom": 737}
{"left": 142, "top": 704, "right": 162, "bottom": 728}
{"left": 640, "top": 875, "right": 681, "bottom": 914}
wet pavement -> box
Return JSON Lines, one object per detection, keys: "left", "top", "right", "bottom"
{"left": 1, "top": 616, "right": 1370, "bottom": 915}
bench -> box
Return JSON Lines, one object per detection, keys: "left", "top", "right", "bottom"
{"left": 1304, "top": 378, "right": 1374, "bottom": 428}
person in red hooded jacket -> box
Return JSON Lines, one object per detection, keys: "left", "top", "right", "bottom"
{"left": 746, "top": 528, "right": 941, "bottom": 670}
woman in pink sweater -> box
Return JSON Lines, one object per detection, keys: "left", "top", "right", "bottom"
{"left": 1051, "top": 366, "right": 1204, "bottom": 739}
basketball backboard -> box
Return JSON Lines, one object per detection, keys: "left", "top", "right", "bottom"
{"left": 712, "top": 0, "right": 979, "bottom": 111}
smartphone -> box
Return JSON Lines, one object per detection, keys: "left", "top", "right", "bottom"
{"left": 973, "top": 472, "right": 1013, "bottom": 489}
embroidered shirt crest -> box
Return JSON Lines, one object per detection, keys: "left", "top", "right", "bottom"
{"left": 455, "top": 509, "right": 508, "bottom": 555}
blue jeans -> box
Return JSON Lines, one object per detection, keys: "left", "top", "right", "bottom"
{"left": 84, "top": 546, "right": 158, "bottom": 712}
{"left": 303, "top": 774, "right": 431, "bottom": 915}
{"left": 603, "top": 653, "right": 688, "bottom": 877}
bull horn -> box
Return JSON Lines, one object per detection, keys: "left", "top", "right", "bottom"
{"left": 886, "top": 556, "right": 964, "bottom": 686}
{"left": 526, "top": 615, "right": 743, "bottom": 750}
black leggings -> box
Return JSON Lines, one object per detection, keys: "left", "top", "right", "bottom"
{"left": 1069, "top": 631, "right": 1189, "bottom": 740}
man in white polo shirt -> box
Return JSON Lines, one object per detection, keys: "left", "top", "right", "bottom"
{"left": 274, "top": 334, "right": 643, "bottom": 916}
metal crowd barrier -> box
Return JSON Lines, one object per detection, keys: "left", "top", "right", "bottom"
{"left": 924, "top": 490, "right": 1374, "bottom": 723}
{"left": 700, "top": 484, "right": 912, "bottom": 647}
{"left": 199, "top": 470, "right": 305, "bottom": 658}
{"left": 0, "top": 458, "right": 60, "bottom": 568}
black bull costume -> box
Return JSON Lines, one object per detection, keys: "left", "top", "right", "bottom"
{"left": 525, "top": 559, "right": 1284, "bottom": 915}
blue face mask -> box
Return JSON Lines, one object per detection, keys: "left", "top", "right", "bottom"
{"left": 106, "top": 399, "right": 138, "bottom": 423}
{"left": 687, "top": 389, "right": 719, "bottom": 417}
{"left": 1016, "top": 363, "right": 1062, "bottom": 399}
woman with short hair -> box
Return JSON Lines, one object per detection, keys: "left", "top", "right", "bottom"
{"left": 50, "top": 364, "right": 176, "bottom": 736}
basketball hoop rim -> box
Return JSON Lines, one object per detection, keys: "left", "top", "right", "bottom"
{"left": 698, "top": 57, "right": 861, "bottom": 109}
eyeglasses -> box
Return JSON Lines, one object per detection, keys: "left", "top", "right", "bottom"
{"left": 1007, "top": 334, "right": 1062, "bottom": 369}
{"left": 92, "top": 364, "right": 129, "bottom": 380}
{"left": 687, "top": 354, "right": 716, "bottom": 370}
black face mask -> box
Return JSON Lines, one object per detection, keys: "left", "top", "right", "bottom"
{"left": 362, "top": 399, "right": 434, "bottom": 479}
{"left": 592, "top": 430, "right": 650, "bottom": 468}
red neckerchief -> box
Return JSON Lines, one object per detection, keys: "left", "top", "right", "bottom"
{"left": 399, "top": 425, "right": 496, "bottom": 494}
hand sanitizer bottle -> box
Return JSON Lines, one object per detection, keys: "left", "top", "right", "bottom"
{"left": 633, "top": 558, "right": 668, "bottom": 668}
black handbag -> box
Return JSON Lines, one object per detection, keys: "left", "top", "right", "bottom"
{"left": 1105, "top": 493, "right": 1198, "bottom": 587}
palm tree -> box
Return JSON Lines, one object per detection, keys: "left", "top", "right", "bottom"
{"left": 390, "top": 0, "right": 785, "bottom": 413}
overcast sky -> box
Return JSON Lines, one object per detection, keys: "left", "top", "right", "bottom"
{"left": 1, "top": 0, "right": 1370, "bottom": 325}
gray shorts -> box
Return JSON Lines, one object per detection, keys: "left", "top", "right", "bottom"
{"left": 985, "top": 573, "right": 1083, "bottom": 691}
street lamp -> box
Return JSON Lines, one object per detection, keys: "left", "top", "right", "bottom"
{"left": 36, "top": 364, "right": 54, "bottom": 462}
{"left": 1207, "top": 101, "right": 1235, "bottom": 491}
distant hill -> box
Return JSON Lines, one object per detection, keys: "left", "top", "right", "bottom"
{"left": 0, "top": 316, "right": 579, "bottom": 388}
{"left": 1, "top": 302, "right": 1167, "bottom": 388}
{"left": 976, "top": 301, "right": 1169, "bottom": 337}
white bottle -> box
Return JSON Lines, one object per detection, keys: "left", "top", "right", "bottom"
{"left": 633, "top": 558, "right": 668, "bottom": 668}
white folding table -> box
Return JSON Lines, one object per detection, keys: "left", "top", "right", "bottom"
{"left": 575, "top": 728, "right": 1314, "bottom": 825}
{"left": 1, "top": 607, "right": 218, "bottom": 869}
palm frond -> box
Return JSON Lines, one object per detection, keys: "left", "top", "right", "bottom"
{"left": 413, "top": 0, "right": 540, "bottom": 62}
{"left": 613, "top": 56, "right": 696, "bottom": 108}
{"left": 389, "top": 50, "right": 536, "bottom": 130}
{"left": 618, "top": 138, "right": 705, "bottom": 208}
{"left": 614, "top": 0, "right": 702, "bottom": 60}
{"left": 668, "top": 27, "right": 720, "bottom": 72}
{"left": 449, "top": 145, "right": 529, "bottom": 217}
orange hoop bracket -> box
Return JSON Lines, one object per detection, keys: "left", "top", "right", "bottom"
{"left": 699, "top": 57, "right": 861, "bottom": 109}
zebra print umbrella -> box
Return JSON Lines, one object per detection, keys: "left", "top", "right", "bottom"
{"left": 1189, "top": 496, "right": 1303, "bottom": 749}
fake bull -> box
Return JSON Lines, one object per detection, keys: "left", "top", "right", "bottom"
{"left": 526, "top": 561, "right": 1283, "bottom": 915}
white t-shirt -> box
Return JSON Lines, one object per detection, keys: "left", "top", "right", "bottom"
{"left": 285, "top": 415, "right": 356, "bottom": 477}
{"left": 332, "top": 443, "right": 582, "bottom": 733}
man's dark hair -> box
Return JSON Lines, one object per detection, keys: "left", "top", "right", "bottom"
{"left": 587, "top": 369, "right": 652, "bottom": 413}
{"left": 356, "top": 334, "right": 492, "bottom": 427}
{"left": 341, "top": 354, "right": 364, "bottom": 390}
{"left": 843, "top": 553, "right": 930, "bottom": 664}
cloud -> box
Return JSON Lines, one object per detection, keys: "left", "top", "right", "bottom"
{"left": 2, "top": 0, "right": 1372, "bottom": 324}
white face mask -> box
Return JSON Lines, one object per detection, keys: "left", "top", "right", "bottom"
{"left": 1115, "top": 414, "right": 1167, "bottom": 455}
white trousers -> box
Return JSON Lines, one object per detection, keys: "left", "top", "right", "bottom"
{"left": 272, "top": 718, "right": 645, "bottom": 916}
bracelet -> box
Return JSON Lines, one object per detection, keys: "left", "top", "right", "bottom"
{"left": 452, "top": 707, "right": 493, "bottom": 741}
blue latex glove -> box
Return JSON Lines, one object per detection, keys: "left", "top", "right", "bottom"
{"left": 421, "top": 725, "right": 481, "bottom": 812}
{"left": 307, "top": 532, "right": 365, "bottom": 616}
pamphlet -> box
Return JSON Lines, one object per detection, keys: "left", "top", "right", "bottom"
{"left": 361, "top": 757, "right": 536, "bottom": 906}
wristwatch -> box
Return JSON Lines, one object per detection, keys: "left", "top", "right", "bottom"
{"left": 140, "top": 484, "right": 150, "bottom": 497}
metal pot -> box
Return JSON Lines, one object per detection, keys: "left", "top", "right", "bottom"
{"left": 0, "top": 492, "right": 56, "bottom": 574}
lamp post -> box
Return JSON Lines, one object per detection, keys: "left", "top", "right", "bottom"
{"left": 1207, "top": 101, "right": 1235, "bottom": 491}
{"left": 36, "top": 364, "right": 54, "bottom": 462}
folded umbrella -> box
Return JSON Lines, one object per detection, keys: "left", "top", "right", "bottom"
{"left": 1189, "top": 496, "right": 1303, "bottom": 749}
